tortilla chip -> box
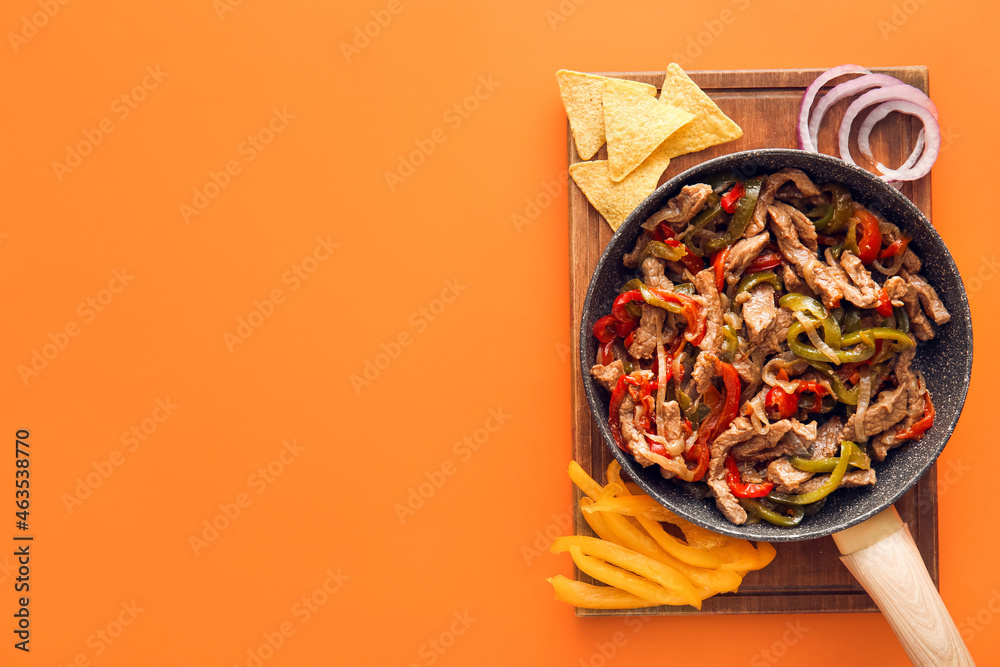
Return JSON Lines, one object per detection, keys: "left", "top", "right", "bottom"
{"left": 603, "top": 79, "right": 694, "bottom": 182}
{"left": 569, "top": 143, "right": 671, "bottom": 231}
{"left": 556, "top": 70, "right": 656, "bottom": 161}
{"left": 656, "top": 63, "right": 743, "bottom": 158}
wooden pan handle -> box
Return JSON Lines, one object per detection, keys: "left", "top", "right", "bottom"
{"left": 833, "top": 507, "right": 974, "bottom": 666}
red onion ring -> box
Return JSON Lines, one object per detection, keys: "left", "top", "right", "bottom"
{"left": 798, "top": 64, "right": 870, "bottom": 153}
{"left": 807, "top": 73, "right": 906, "bottom": 150}
{"left": 838, "top": 85, "right": 940, "bottom": 182}
{"left": 857, "top": 100, "right": 929, "bottom": 179}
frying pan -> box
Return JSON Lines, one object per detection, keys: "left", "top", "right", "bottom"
{"left": 580, "top": 149, "right": 974, "bottom": 665}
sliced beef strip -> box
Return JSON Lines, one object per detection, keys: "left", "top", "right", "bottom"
{"left": 693, "top": 268, "right": 725, "bottom": 353}
{"left": 657, "top": 399, "right": 686, "bottom": 457}
{"left": 759, "top": 307, "right": 793, "bottom": 356}
{"left": 768, "top": 204, "right": 844, "bottom": 309}
{"left": 901, "top": 248, "right": 922, "bottom": 273}
{"left": 590, "top": 359, "right": 624, "bottom": 391}
{"left": 841, "top": 381, "right": 909, "bottom": 442}
{"left": 773, "top": 202, "right": 818, "bottom": 253}
{"left": 627, "top": 304, "right": 665, "bottom": 359}
{"left": 767, "top": 459, "right": 813, "bottom": 493}
{"left": 723, "top": 232, "right": 770, "bottom": 285}
{"left": 691, "top": 351, "right": 719, "bottom": 397}
{"left": 732, "top": 338, "right": 763, "bottom": 393}
{"left": 745, "top": 168, "right": 821, "bottom": 237}
{"left": 812, "top": 416, "right": 844, "bottom": 459}
{"left": 869, "top": 347, "right": 922, "bottom": 461}
{"left": 706, "top": 417, "right": 758, "bottom": 525}
{"left": 732, "top": 419, "right": 816, "bottom": 462}
{"left": 885, "top": 274, "right": 935, "bottom": 340}
{"left": 902, "top": 269, "right": 951, "bottom": 325}
{"left": 641, "top": 256, "right": 672, "bottom": 291}
{"left": 792, "top": 468, "right": 877, "bottom": 495}
{"left": 642, "top": 184, "right": 712, "bottom": 232}
{"left": 741, "top": 283, "right": 776, "bottom": 344}
{"left": 623, "top": 230, "right": 652, "bottom": 268}
{"left": 835, "top": 251, "right": 881, "bottom": 309}
{"left": 781, "top": 263, "right": 810, "bottom": 295}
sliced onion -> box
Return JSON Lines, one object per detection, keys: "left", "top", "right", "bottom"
{"left": 858, "top": 101, "right": 930, "bottom": 162}
{"left": 793, "top": 311, "right": 841, "bottom": 364}
{"left": 762, "top": 353, "right": 804, "bottom": 394}
{"left": 855, "top": 366, "right": 872, "bottom": 442}
{"left": 808, "top": 73, "right": 905, "bottom": 150}
{"left": 798, "top": 64, "right": 870, "bottom": 153}
{"left": 748, "top": 388, "right": 771, "bottom": 436}
{"left": 839, "top": 85, "right": 940, "bottom": 183}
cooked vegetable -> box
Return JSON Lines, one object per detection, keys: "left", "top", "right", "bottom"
{"left": 706, "top": 176, "right": 763, "bottom": 252}
{"left": 767, "top": 441, "right": 857, "bottom": 505}
{"left": 725, "top": 454, "right": 774, "bottom": 498}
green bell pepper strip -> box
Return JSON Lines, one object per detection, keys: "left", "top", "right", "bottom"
{"left": 894, "top": 306, "right": 909, "bottom": 334}
{"left": 767, "top": 442, "right": 855, "bottom": 505}
{"left": 806, "top": 360, "right": 860, "bottom": 405}
{"left": 840, "top": 327, "right": 914, "bottom": 351}
{"left": 705, "top": 176, "right": 764, "bottom": 253}
{"left": 738, "top": 498, "right": 804, "bottom": 527}
{"left": 844, "top": 212, "right": 860, "bottom": 257}
{"left": 842, "top": 306, "right": 862, "bottom": 334}
{"left": 789, "top": 445, "right": 871, "bottom": 472}
{"left": 637, "top": 283, "right": 684, "bottom": 315}
{"left": 788, "top": 322, "right": 875, "bottom": 364}
{"left": 704, "top": 171, "right": 737, "bottom": 194}
{"left": 821, "top": 184, "right": 853, "bottom": 234}
{"left": 806, "top": 202, "right": 834, "bottom": 231}
{"left": 676, "top": 389, "right": 692, "bottom": 414}
{"left": 735, "top": 270, "right": 783, "bottom": 297}
{"left": 779, "top": 293, "right": 842, "bottom": 348}
{"left": 639, "top": 240, "right": 687, "bottom": 263}
{"left": 720, "top": 325, "right": 739, "bottom": 363}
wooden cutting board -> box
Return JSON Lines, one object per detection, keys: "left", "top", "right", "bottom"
{"left": 567, "top": 67, "right": 937, "bottom": 615}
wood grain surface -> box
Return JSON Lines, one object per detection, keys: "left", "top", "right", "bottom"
{"left": 567, "top": 67, "right": 937, "bottom": 616}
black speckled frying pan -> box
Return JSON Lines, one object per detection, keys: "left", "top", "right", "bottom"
{"left": 580, "top": 149, "right": 974, "bottom": 665}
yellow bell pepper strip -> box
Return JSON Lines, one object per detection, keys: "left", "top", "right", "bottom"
{"left": 554, "top": 537, "right": 702, "bottom": 608}
{"left": 568, "top": 461, "right": 604, "bottom": 501}
{"left": 738, "top": 497, "right": 804, "bottom": 526}
{"left": 634, "top": 516, "right": 723, "bottom": 570}
{"left": 566, "top": 545, "right": 700, "bottom": 608}
{"left": 767, "top": 441, "right": 855, "bottom": 505}
{"left": 547, "top": 575, "right": 658, "bottom": 609}
{"left": 706, "top": 175, "right": 764, "bottom": 252}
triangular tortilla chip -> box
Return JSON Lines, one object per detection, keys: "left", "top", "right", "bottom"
{"left": 556, "top": 70, "right": 656, "bottom": 160}
{"left": 656, "top": 63, "right": 743, "bottom": 158}
{"left": 569, "top": 143, "right": 671, "bottom": 231}
{"left": 603, "top": 79, "right": 694, "bottom": 182}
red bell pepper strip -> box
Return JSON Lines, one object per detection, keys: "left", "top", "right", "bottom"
{"left": 712, "top": 247, "right": 730, "bottom": 293}
{"left": 641, "top": 285, "right": 707, "bottom": 347}
{"left": 746, "top": 248, "right": 784, "bottom": 274}
{"left": 593, "top": 315, "right": 619, "bottom": 343}
{"left": 720, "top": 181, "right": 744, "bottom": 214}
{"left": 878, "top": 235, "right": 911, "bottom": 260}
{"left": 796, "top": 381, "right": 827, "bottom": 412}
{"left": 875, "top": 288, "right": 894, "bottom": 317}
{"left": 854, "top": 209, "right": 882, "bottom": 264}
{"left": 896, "top": 391, "right": 935, "bottom": 440}
{"left": 608, "top": 375, "right": 629, "bottom": 452}
{"left": 612, "top": 291, "right": 643, "bottom": 324}
{"left": 598, "top": 338, "right": 615, "bottom": 365}
{"left": 685, "top": 359, "right": 741, "bottom": 482}
{"left": 765, "top": 386, "right": 797, "bottom": 419}
{"left": 725, "top": 454, "right": 774, "bottom": 497}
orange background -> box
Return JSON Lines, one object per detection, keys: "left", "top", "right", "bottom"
{"left": 1, "top": 0, "right": 997, "bottom": 665}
